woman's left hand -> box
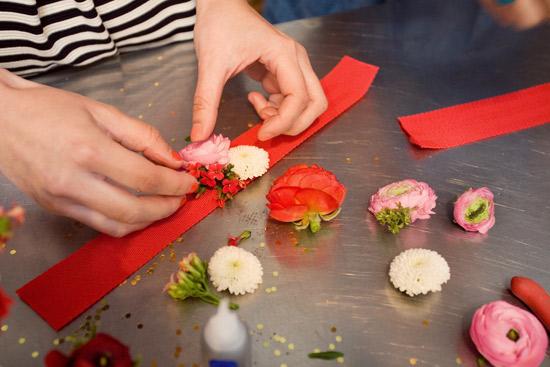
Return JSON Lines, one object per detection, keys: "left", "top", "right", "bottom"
{"left": 191, "top": 0, "right": 327, "bottom": 142}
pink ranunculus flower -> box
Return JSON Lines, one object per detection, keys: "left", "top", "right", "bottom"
{"left": 368, "top": 179, "right": 437, "bottom": 234}
{"left": 179, "top": 134, "right": 230, "bottom": 166}
{"left": 470, "top": 301, "right": 548, "bottom": 367}
{"left": 454, "top": 187, "right": 495, "bottom": 234}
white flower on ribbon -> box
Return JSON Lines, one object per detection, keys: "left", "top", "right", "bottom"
{"left": 228, "top": 145, "right": 269, "bottom": 180}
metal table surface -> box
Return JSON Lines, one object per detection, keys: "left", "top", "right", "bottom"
{"left": 1, "top": 1, "right": 549, "bottom": 366}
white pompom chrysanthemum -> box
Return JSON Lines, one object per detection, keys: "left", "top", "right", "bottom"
{"left": 389, "top": 248, "right": 450, "bottom": 297}
{"left": 208, "top": 246, "right": 263, "bottom": 295}
{"left": 228, "top": 145, "right": 269, "bottom": 180}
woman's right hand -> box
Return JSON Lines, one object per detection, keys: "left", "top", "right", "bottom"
{"left": 0, "top": 69, "right": 197, "bottom": 237}
{"left": 480, "top": 0, "right": 549, "bottom": 29}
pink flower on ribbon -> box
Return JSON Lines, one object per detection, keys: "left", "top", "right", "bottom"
{"left": 454, "top": 187, "right": 495, "bottom": 234}
{"left": 470, "top": 301, "right": 547, "bottom": 367}
{"left": 369, "top": 179, "right": 436, "bottom": 221}
{"left": 179, "top": 134, "right": 230, "bottom": 166}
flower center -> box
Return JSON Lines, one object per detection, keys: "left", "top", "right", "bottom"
{"left": 506, "top": 328, "right": 520, "bottom": 342}
{"left": 387, "top": 185, "right": 411, "bottom": 197}
{"left": 97, "top": 354, "right": 111, "bottom": 366}
{"left": 231, "top": 260, "right": 241, "bottom": 269}
{"left": 464, "top": 198, "right": 489, "bottom": 224}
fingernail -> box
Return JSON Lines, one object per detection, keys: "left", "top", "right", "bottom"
{"left": 171, "top": 150, "right": 184, "bottom": 161}
{"left": 180, "top": 197, "right": 187, "bottom": 207}
{"left": 190, "top": 182, "right": 199, "bottom": 193}
{"left": 497, "top": 0, "right": 514, "bottom": 4}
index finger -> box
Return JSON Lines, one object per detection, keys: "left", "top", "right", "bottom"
{"left": 258, "top": 42, "right": 309, "bottom": 140}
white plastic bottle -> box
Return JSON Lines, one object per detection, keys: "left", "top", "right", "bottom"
{"left": 201, "top": 299, "right": 251, "bottom": 367}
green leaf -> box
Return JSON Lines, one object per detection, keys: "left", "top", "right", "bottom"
{"left": 476, "top": 357, "right": 489, "bottom": 367}
{"left": 0, "top": 217, "right": 12, "bottom": 236}
{"left": 308, "top": 351, "right": 344, "bottom": 360}
{"left": 374, "top": 204, "right": 411, "bottom": 234}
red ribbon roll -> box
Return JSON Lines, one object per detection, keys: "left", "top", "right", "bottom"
{"left": 17, "top": 56, "right": 379, "bottom": 330}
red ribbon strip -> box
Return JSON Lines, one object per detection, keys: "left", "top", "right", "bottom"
{"left": 398, "top": 83, "right": 550, "bottom": 149}
{"left": 17, "top": 56, "right": 379, "bottom": 330}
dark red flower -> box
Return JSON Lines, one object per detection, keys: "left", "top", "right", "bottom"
{"left": 45, "top": 333, "right": 133, "bottom": 367}
{"left": 266, "top": 165, "right": 346, "bottom": 233}
{"left": 0, "top": 287, "right": 12, "bottom": 321}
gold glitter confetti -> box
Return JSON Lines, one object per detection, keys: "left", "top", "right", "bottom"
{"left": 288, "top": 343, "right": 294, "bottom": 350}
{"left": 1, "top": 324, "right": 8, "bottom": 332}
{"left": 119, "top": 88, "right": 125, "bottom": 92}
{"left": 328, "top": 343, "right": 336, "bottom": 350}
{"left": 259, "top": 242, "right": 265, "bottom": 248}
{"left": 456, "top": 357, "right": 463, "bottom": 365}
{"left": 193, "top": 324, "right": 201, "bottom": 332}
{"left": 262, "top": 341, "right": 270, "bottom": 348}
{"left": 31, "top": 351, "right": 39, "bottom": 358}
{"left": 151, "top": 360, "right": 158, "bottom": 367}
{"left": 0, "top": 243, "right": 5, "bottom": 250}
{"left": 138, "top": 115, "right": 144, "bottom": 119}
{"left": 280, "top": 364, "right": 288, "bottom": 367}
{"left": 148, "top": 103, "right": 153, "bottom": 108}
{"left": 9, "top": 249, "right": 16, "bottom": 255}
{"left": 177, "top": 364, "right": 185, "bottom": 367}
{"left": 331, "top": 326, "right": 337, "bottom": 333}
{"left": 157, "top": 56, "right": 164, "bottom": 61}
{"left": 53, "top": 338, "right": 60, "bottom": 346}
{"left": 265, "top": 288, "right": 272, "bottom": 294}
{"left": 18, "top": 337, "right": 26, "bottom": 344}
{"left": 409, "top": 358, "right": 417, "bottom": 365}
{"left": 176, "top": 329, "right": 182, "bottom": 336}
{"left": 170, "top": 138, "right": 176, "bottom": 143}
{"left": 272, "top": 271, "right": 279, "bottom": 277}
{"left": 247, "top": 123, "right": 254, "bottom": 128}
{"left": 345, "top": 157, "right": 352, "bottom": 163}
{"left": 154, "top": 82, "right": 160, "bottom": 87}
{"left": 422, "top": 319, "right": 430, "bottom": 327}
{"left": 335, "top": 335, "right": 343, "bottom": 343}
{"left": 174, "top": 346, "right": 182, "bottom": 358}
{"left": 256, "top": 323, "right": 264, "bottom": 330}
{"left": 274, "top": 349, "right": 281, "bottom": 357}
{"left": 337, "top": 356, "right": 345, "bottom": 364}
{"left": 313, "top": 348, "right": 321, "bottom": 353}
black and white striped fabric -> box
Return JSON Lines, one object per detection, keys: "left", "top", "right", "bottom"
{"left": 0, "top": 0, "right": 196, "bottom": 76}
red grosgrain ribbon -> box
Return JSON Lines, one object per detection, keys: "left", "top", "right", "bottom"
{"left": 17, "top": 56, "right": 379, "bottom": 330}
{"left": 398, "top": 83, "right": 550, "bottom": 149}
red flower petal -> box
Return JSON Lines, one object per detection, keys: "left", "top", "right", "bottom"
{"left": 69, "top": 333, "right": 133, "bottom": 367}
{"left": 295, "top": 188, "right": 339, "bottom": 214}
{"left": 0, "top": 287, "right": 11, "bottom": 320}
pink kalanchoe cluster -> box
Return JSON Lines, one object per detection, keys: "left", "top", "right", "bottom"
{"left": 368, "top": 179, "right": 437, "bottom": 234}
{"left": 454, "top": 187, "right": 495, "bottom": 234}
{"left": 179, "top": 134, "right": 230, "bottom": 166}
{"left": 470, "top": 301, "right": 547, "bottom": 367}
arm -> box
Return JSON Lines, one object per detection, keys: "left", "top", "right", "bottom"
{"left": 191, "top": 0, "right": 328, "bottom": 142}
{"left": 0, "top": 69, "right": 197, "bottom": 237}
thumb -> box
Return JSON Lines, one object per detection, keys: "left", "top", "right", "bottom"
{"left": 191, "top": 62, "right": 227, "bottom": 142}
{"left": 90, "top": 103, "right": 184, "bottom": 169}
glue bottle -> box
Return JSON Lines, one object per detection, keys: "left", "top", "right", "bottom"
{"left": 201, "top": 299, "right": 251, "bottom": 367}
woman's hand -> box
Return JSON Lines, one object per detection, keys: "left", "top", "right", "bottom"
{"left": 0, "top": 69, "right": 197, "bottom": 237}
{"left": 480, "top": 0, "right": 550, "bottom": 29}
{"left": 192, "top": 0, "right": 327, "bottom": 142}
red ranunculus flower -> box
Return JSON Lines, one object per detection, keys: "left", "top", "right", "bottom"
{"left": 45, "top": 333, "right": 133, "bottom": 367}
{"left": 266, "top": 164, "right": 346, "bottom": 233}
{"left": 0, "top": 287, "right": 12, "bottom": 320}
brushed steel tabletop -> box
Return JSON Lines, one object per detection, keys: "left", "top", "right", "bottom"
{"left": 1, "top": 1, "right": 549, "bottom": 366}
